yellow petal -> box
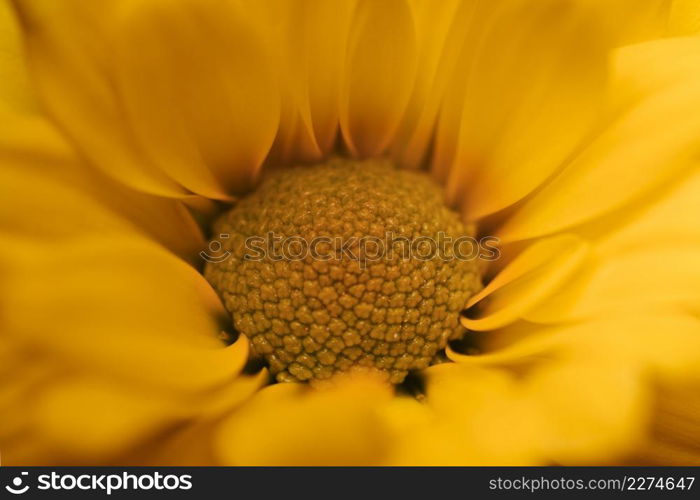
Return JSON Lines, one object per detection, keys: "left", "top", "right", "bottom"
{"left": 14, "top": 0, "right": 186, "bottom": 197}
{"left": 389, "top": 0, "right": 462, "bottom": 168}
{"left": 34, "top": 379, "right": 179, "bottom": 458}
{"left": 16, "top": 0, "right": 281, "bottom": 198}
{"left": 527, "top": 246, "right": 700, "bottom": 324}
{"left": 435, "top": 0, "right": 613, "bottom": 220}
{"left": 339, "top": 0, "right": 417, "bottom": 157}
{"left": 397, "top": 357, "right": 648, "bottom": 465}
{"left": 216, "top": 376, "right": 393, "bottom": 465}
{"left": 440, "top": 316, "right": 700, "bottom": 464}
{"left": 499, "top": 37, "right": 700, "bottom": 242}
{"left": 633, "top": 379, "right": 700, "bottom": 465}
{"left": 31, "top": 370, "right": 266, "bottom": 461}
{"left": 670, "top": 0, "right": 700, "bottom": 35}
{"left": 415, "top": 364, "right": 542, "bottom": 465}
{"left": 0, "top": 113, "right": 206, "bottom": 261}
{"left": 2, "top": 236, "right": 247, "bottom": 393}
{"left": 0, "top": 153, "right": 135, "bottom": 239}
{"left": 249, "top": 0, "right": 356, "bottom": 163}
{"left": 0, "top": 0, "right": 36, "bottom": 112}
{"left": 450, "top": 313, "right": 700, "bottom": 465}
{"left": 462, "top": 234, "right": 589, "bottom": 331}
{"left": 304, "top": 0, "right": 357, "bottom": 156}
{"left": 111, "top": 0, "right": 280, "bottom": 197}
{"left": 0, "top": 354, "right": 54, "bottom": 443}
{"left": 598, "top": 0, "right": 673, "bottom": 45}
{"left": 88, "top": 179, "right": 206, "bottom": 264}
{"left": 524, "top": 353, "right": 650, "bottom": 464}
{"left": 525, "top": 167, "right": 700, "bottom": 323}
{"left": 1, "top": 342, "right": 265, "bottom": 462}
{"left": 450, "top": 315, "right": 700, "bottom": 380}
{"left": 609, "top": 37, "right": 700, "bottom": 112}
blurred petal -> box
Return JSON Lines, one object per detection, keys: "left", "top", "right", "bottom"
{"left": 527, "top": 247, "right": 700, "bottom": 323}
{"left": 396, "top": 357, "right": 648, "bottom": 465}
{"left": 0, "top": 112, "right": 206, "bottom": 262}
{"left": 462, "top": 234, "right": 589, "bottom": 331}
{"left": 450, "top": 313, "right": 700, "bottom": 467}
{"left": 434, "top": 0, "right": 613, "bottom": 220}
{"left": 451, "top": 315, "right": 700, "bottom": 380}
{"left": 599, "top": 0, "right": 672, "bottom": 44}
{"left": 525, "top": 167, "right": 700, "bottom": 323}
{"left": 15, "top": 0, "right": 280, "bottom": 198}
{"left": 34, "top": 379, "right": 180, "bottom": 458}
{"left": 391, "top": 364, "right": 542, "bottom": 465}
{"left": 14, "top": 0, "right": 186, "bottom": 197}
{"left": 1, "top": 221, "right": 256, "bottom": 462}
{"left": 524, "top": 354, "right": 650, "bottom": 464}
{"left": 30, "top": 370, "right": 266, "bottom": 462}
{"left": 499, "top": 37, "right": 700, "bottom": 242}
{"left": 216, "top": 376, "right": 393, "bottom": 465}
{"left": 670, "top": 0, "right": 700, "bottom": 35}
{"left": 2, "top": 236, "right": 246, "bottom": 393}
{"left": 633, "top": 379, "right": 700, "bottom": 465}
{"left": 112, "top": 0, "right": 280, "bottom": 197}
{"left": 389, "top": 0, "right": 462, "bottom": 168}
{"left": 610, "top": 36, "right": 700, "bottom": 112}
{"left": 0, "top": 142, "right": 137, "bottom": 239}
{"left": 0, "top": 0, "right": 36, "bottom": 112}
{"left": 446, "top": 314, "right": 700, "bottom": 463}
{"left": 250, "top": 0, "right": 356, "bottom": 163}
{"left": 339, "top": 0, "right": 417, "bottom": 157}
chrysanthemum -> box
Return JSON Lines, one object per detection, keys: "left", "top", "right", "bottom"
{"left": 2, "top": 0, "right": 700, "bottom": 465}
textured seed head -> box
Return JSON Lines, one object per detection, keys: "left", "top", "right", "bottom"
{"left": 204, "top": 158, "right": 482, "bottom": 384}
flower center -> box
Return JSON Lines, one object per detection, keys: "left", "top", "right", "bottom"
{"left": 204, "top": 158, "right": 482, "bottom": 384}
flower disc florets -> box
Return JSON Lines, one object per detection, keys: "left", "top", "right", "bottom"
{"left": 205, "top": 159, "right": 482, "bottom": 384}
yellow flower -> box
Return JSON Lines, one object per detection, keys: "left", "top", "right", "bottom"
{"left": 2, "top": 0, "right": 700, "bottom": 465}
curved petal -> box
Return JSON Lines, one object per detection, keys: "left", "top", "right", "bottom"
{"left": 499, "top": 37, "right": 700, "bottom": 242}
{"left": 15, "top": 0, "right": 280, "bottom": 198}
{"left": 390, "top": 364, "right": 541, "bottom": 465}
{"left": 462, "top": 234, "right": 590, "bottom": 331}
{"left": 112, "top": 0, "right": 280, "bottom": 197}
{"left": 2, "top": 236, "right": 246, "bottom": 393}
{"left": 527, "top": 245, "right": 700, "bottom": 324}
{"left": 0, "top": 146, "right": 137, "bottom": 239}
{"left": 0, "top": 0, "right": 36, "bottom": 112}
{"left": 670, "top": 0, "right": 700, "bottom": 35}
{"left": 599, "top": 0, "right": 673, "bottom": 44}
{"left": 633, "top": 379, "right": 700, "bottom": 465}
{"left": 14, "top": 0, "right": 186, "bottom": 197}
{"left": 215, "top": 376, "right": 393, "bottom": 465}
{"left": 525, "top": 167, "right": 700, "bottom": 323}
{"left": 522, "top": 354, "right": 650, "bottom": 464}
{"left": 30, "top": 370, "right": 266, "bottom": 462}
{"left": 444, "top": 315, "right": 700, "bottom": 463}
{"left": 249, "top": 0, "right": 356, "bottom": 164}
{"left": 394, "top": 358, "right": 648, "bottom": 465}
{"left": 434, "top": 0, "right": 614, "bottom": 220}
{"left": 0, "top": 113, "right": 206, "bottom": 261}
{"left": 389, "top": 0, "right": 462, "bottom": 168}
{"left": 450, "top": 315, "right": 700, "bottom": 380}
{"left": 339, "top": 0, "right": 418, "bottom": 157}
{"left": 33, "top": 379, "right": 181, "bottom": 458}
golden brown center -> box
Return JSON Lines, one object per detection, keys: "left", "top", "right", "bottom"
{"left": 204, "top": 158, "right": 482, "bottom": 384}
